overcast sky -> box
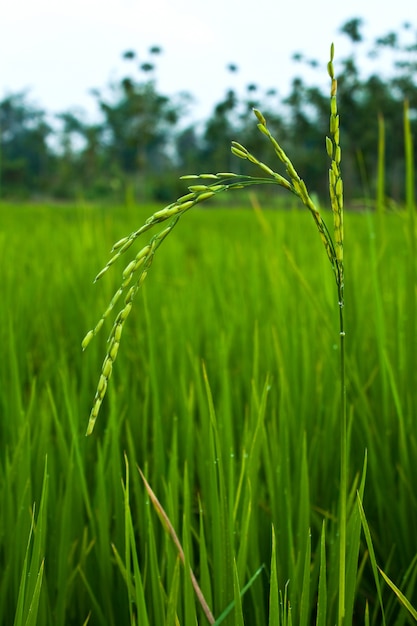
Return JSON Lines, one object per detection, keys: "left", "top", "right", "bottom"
{"left": 1, "top": 0, "right": 415, "bottom": 123}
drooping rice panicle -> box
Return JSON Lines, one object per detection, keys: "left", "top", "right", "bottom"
{"left": 83, "top": 184, "right": 244, "bottom": 433}
{"left": 83, "top": 46, "right": 343, "bottom": 436}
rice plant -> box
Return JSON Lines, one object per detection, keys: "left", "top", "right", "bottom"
{"left": 83, "top": 44, "right": 344, "bottom": 445}
{"left": 81, "top": 44, "right": 357, "bottom": 624}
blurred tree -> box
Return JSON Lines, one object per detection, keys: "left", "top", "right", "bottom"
{"left": 0, "top": 92, "right": 52, "bottom": 196}
{"left": 53, "top": 112, "right": 108, "bottom": 198}
{"left": 91, "top": 48, "right": 191, "bottom": 198}
{"left": 1, "top": 20, "right": 417, "bottom": 203}
{"left": 340, "top": 17, "right": 364, "bottom": 43}
{"left": 202, "top": 88, "right": 239, "bottom": 171}
{"left": 175, "top": 125, "right": 200, "bottom": 172}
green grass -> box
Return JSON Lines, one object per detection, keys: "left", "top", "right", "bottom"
{"left": 1, "top": 197, "right": 417, "bottom": 624}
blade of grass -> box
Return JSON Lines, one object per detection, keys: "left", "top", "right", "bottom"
{"left": 23, "top": 560, "right": 44, "bottom": 626}
{"left": 232, "top": 559, "right": 245, "bottom": 626}
{"left": 13, "top": 456, "right": 48, "bottom": 626}
{"left": 198, "top": 495, "right": 213, "bottom": 615}
{"left": 357, "top": 492, "right": 387, "bottom": 626}
{"left": 365, "top": 601, "right": 370, "bottom": 626}
{"left": 376, "top": 113, "right": 385, "bottom": 214}
{"left": 13, "top": 510, "right": 35, "bottom": 626}
{"left": 298, "top": 529, "right": 311, "bottom": 626}
{"left": 123, "top": 453, "right": 134, "bottom": 625}
{"left": 201, "top": 361, "right": 234, "bottom": 617}
{"left": 76, "top": 566, "right": 108, "bottom": 626}
{"left": 214, "top": 565, "right": 265, "bottom": 626}
{"left": 122, "top": 455, "right": 150, "bottom": 626}
{"left": 181, "top": 463, "right": 198, "bottom": 625}
{"left": 378, "top": 568, "right": 417, "bottom": 622}
{"left": 111, "top": 454, "right": 150, "bottom": 625}
{"left": 315, "top": 522, "right": 327, "bottom": 626}
{"left": 268, "top": 526, "right": 280, "bottom": 626}
{"left": 166, "top": 557, "right": 181, "bottom": 626}
{"left": 344, "top": 451, "right": 368, "bottom": 624}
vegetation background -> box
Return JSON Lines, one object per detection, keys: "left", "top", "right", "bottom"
{"left": 1, "top": 18, "right": 417, "bottom": 205}
{"left": 1, "top": 15, "right": 417, "bottom": 626}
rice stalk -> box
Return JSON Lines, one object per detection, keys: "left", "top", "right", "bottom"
{"left": 376, "top": 113, "right": 385, "bottom": 214}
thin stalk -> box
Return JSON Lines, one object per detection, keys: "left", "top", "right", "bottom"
{"left": 404, "top": 100, "right": 416, "bottom": 397}
{"left": 376, "top": 113, "right": 385, "bottom": 215}
{"left": 338, "top": 281, "right": 347, "bottom": 626}
{"left": 327, "top": 44, "right": 346, "bottom": 625}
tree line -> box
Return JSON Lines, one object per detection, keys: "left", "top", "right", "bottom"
{"left": 1, "top": 18, "right": 417, "bottom": 205}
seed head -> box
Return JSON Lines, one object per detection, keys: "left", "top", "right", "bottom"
{"left": 326, "top": 137, "right": 333, "bottom": 159}
{"left": 253, "top": 108, "right": 267, "bottom": 125}
{"left": 81, "top": 330, "right": 94, "bottom": 351}
{"left": 108, "top": 339, "right": 120, "bottom": 362}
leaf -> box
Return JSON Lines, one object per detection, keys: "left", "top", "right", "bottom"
{"left": 378, "top": 567, "right": 417, "bottom": 621}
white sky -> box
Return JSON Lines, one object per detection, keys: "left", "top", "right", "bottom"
{"left": 1, "top": 0, "right": 415, "bottom": 124}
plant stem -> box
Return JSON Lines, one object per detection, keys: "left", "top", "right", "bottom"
{"left": 338, "top": 281, "right": 347, "bottom": 626}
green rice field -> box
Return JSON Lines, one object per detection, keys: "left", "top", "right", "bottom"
{"left": 1, "top": 198, "right": 417, "bottom": 625}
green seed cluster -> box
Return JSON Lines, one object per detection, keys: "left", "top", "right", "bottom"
{"left": 82, "top": 184, "right": 239, "bottom": 434}
{"left": 327, "top": 43, "right": 344, "bottom": 288}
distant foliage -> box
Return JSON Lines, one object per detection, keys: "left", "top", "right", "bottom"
{"left": 0, "top": 92, "right": 52, "bottom": 196}
{"left": 1, "top": 20, "right": 417, "bottom": 203}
